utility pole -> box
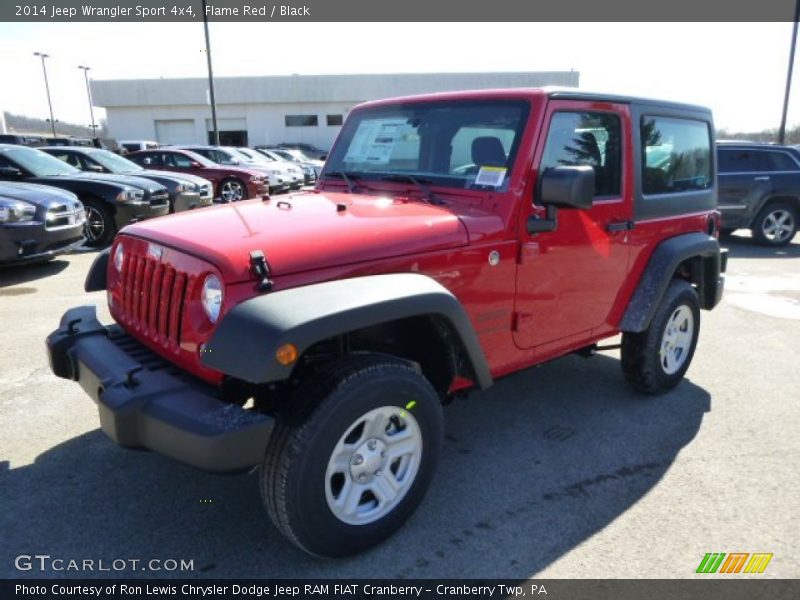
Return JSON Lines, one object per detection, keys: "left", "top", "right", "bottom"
{"left": 78, "top": 65, "right": 98, "bottom": 137}
{"left": 201, "top": 0, "right": 220, "bottom": 145}
{"left": 33, "top": 52, "right": 57, "bottom": 137}
{"left": 778, "top": 0, "right": 799, "bottom": 144}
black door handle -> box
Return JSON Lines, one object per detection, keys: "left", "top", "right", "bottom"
{"left": 607, "top": 220, "right": 635, "bottom": 232}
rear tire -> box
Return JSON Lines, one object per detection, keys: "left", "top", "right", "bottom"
{"left": 621, "top": 279, "right": 700, "bottom": 394}
{"left": 260, "top": 355, "right": 443, "bottom": 557}
{"left": 751, "top": 201, "right": 797, "bottom": 247}
{"left": 82, "top": 199, "right": 116, "bottom": 247}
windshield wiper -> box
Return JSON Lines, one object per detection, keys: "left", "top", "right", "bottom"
{"left": 325, "top": 170, "right": 361, "bottom": 193}
{"left": 377, "top": 174, "right": 444, "bottom": 205}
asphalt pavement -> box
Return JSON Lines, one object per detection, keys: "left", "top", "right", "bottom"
{"left": 0, "top": 232, "right": 797, "bottom": 579}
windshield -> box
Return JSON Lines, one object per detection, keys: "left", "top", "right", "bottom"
{"left": 1, "top": 146, "right": 80, "bottom": 177}
{"left": 89, "top": 149, "right": 144, "bottom": 173}
{"left": 325, "top": 100, "right": 529, "bottom": 190}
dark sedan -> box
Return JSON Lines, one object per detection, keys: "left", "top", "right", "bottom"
{"left": 0, "top": 182, "right": 85, "bottom": 264}
{"left": 42, "top": 147, "right": 214, "bottom": 213}
{"left": 0, "top": 144, "right": 169, "bottom": 246}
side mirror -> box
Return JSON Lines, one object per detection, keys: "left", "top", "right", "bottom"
{"left": 190, "top": 161, "right": 201, "bottom": 168}
{"left": 319, "top": 155, "right": 327, "bottom": 161}
{"left": 540, "top": 165, "right": 595, "bottom": 209}
{"left": 0, "top": 166, "right": 23, "bottom": 178}
{"left": 527, "top": 165, "right": 595, "bottom": 234}
{"left": 88, "top": 164, "right": 105, "bottom": 173}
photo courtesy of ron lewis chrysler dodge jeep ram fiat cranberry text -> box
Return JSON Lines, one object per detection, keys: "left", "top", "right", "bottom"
{"left": 47, "top": 88, "right": 727, "bottom": 557}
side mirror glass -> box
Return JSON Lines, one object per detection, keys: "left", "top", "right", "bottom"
{"left": 540, "top": 165, "right": 595, "bottom": 209}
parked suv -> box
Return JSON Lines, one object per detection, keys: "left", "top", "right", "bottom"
{"left": 717, "top": 141, "right": 800, "bottom": 246}
{"left": 47, "top": 89, "right": 726, "bottom": 558}
{"left": 0, "top": 144, "right": 169, "bottom": 246}
{"left": 127, "top": 148, "right": 269, "bottom": 202}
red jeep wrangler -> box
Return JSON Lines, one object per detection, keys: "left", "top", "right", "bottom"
{"left": 47, "top": 89, "right": 726, "bottom": 557}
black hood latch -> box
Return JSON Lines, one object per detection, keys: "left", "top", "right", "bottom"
{"left": 249, "top": 250, "right": 274, "bottom": 292}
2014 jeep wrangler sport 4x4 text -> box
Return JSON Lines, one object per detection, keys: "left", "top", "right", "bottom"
{"left": 48, "top": 89, "right": 727, "bottom": 557}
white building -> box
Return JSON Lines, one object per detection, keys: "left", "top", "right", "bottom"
{"left": 92, "top": 71, "right": 579, "bottom": 150}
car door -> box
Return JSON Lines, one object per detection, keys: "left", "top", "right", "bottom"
{"left": 514, "top": 101, "right": 632, "bottom": 351}
{"left": 717, "top": 148, "right": 772, "bottom": 229}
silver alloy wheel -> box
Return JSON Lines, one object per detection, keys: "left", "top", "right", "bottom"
{"left": 220, "top": 180, "right": 245, "bottom": 202}
{"left": 761, "top": 209, "right": 795, "bottom": 243}
{"left": 324, "top": 405, "right": 422, "bottom": 525}
{"left": 84, "top": 206, "right": 104, "bottom": 242}
{"left": 659, "top": 305, "right": 694, "bottom": 375}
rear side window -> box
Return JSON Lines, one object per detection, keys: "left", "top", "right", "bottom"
{"left": 763, "top": 151, "right": 799, "bottom": 172}
{"left": 718, "top": 149, "right": 760, "bottom": 173}
{"left": 641, "top": 117, "right": 711, "bottom": 194}
{"left": 540, "top": 111, "right": 622, "bottom": 197}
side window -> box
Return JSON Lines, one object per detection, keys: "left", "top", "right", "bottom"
{"left": 641, "top": 117, "right": 711, "bottom": 194}
{"left": 762, "top": 151, "right": 799, "bottom": 172}
{"left": 717, "top": 149, "right": 760, "bottom": 174}
{"left": 166, "top": 153, "right": 194, "bottom": 168}
{"left": 540, "top": 111, "right": 622, "bottom": 197}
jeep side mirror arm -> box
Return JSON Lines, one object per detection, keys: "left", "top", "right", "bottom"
{"left": 527, "top": 205, "right": 558, "bottom": 234}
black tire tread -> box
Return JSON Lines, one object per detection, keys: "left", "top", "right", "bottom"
{"left": 261, "top": 355, "right": 437, "bottom": 557}
{"left": 621, "top": 279, "right": 700, "bottom": 395}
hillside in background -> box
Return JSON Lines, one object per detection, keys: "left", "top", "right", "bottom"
{"left": 3, "top": 112, "right": 107, "bottom": 138}
{"left": 717, "top": 125, "right": 799, "bottom": 144}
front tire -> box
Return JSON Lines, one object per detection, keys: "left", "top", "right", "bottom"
{"left": 82, "top": 199, "right": 116, "bottom": 247}
{"left": 751, "top": 201, "right": 797, "bottom": 247}
{"left": 218, "top": 178, "right": 247, "bottom": 202}
{"left": 260, "top": 355, "right": 443, "bottom": 557}
{"left": 621, "top": 279, "right": 700, "bottom": 394}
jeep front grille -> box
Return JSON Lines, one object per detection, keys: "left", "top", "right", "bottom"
{"left": 119, "top": 252, "right": 188, "bottom": 348}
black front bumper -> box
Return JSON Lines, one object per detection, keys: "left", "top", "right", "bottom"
{"left": 46, "top": 306, "right": 274, "bottom": 473}
{"left": 0, "top": 222, "right": 84, "bottom": 264}
{"left": 114, "top": 201, "right": 170, "bottom": 229}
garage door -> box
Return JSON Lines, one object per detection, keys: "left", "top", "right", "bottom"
{"left": 154, "top": 119, "right": 196, "bottom": 145}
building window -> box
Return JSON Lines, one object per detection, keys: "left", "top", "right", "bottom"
{"left": 285, "top": 115, "right": 318, "bottom": 127}
{"left": 326, "top": 114, "right": 343, "bottom": 126}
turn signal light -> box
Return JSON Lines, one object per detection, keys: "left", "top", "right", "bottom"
{"left": 275, "top": 343, "right": 299, "bottom": 366}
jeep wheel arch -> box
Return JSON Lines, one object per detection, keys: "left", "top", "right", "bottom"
{"left": 202, "top": 273, "right": 493, "bottom": 390}
{"left": 620, "top": 232, "right": 724, "bottom": 333}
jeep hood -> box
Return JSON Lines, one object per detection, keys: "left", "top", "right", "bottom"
{"left": 122, "top": 192, "right": 468, "bottom": 281}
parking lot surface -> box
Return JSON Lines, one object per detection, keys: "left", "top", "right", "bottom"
{"left": 1, "top": 233, "right": 798, "bottom": 579}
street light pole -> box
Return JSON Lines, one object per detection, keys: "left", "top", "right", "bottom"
{"left": 778, "top": 0, "right": 800, "bottom": 144}
{"left": 33, "top": 52, "right": 57, "bottom": 137}
{"left": 78, "top": 65, "right": 97, "bottom": 137}
{"left": 201, "top": 0, "right": 220, "bottom": 145}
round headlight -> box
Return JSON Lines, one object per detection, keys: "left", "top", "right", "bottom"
{"left": 201, "top": 274, "right": 223, "bottom": 323}
{"left": 113, "top": 243, "right": 124, "bottom": 271}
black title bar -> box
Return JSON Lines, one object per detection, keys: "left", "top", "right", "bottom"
{"left": 3, "top": 580, "right": 800, "bottom": 600}
{"left": 2, "top": 0, "right": 799, "bottom": 22}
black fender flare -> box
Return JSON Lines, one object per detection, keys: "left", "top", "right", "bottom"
{"left": 619, "top": 232, "right": 725, "bottom": 333}
{"left": 202, "top": 273, "right": 492, "bottom": 389}
{"left": 84, "top": 248, "right": 110, "bottom": 292}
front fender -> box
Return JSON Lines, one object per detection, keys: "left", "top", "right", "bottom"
{"left": 202, "top": 273, "right": 492, "bottom": 389}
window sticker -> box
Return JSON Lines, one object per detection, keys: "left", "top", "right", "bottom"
{"left": 344, "top": 118, "right": 408, "bottom": 165}
{"left": 474, "top": 166, "right": 507, "bottom": 187}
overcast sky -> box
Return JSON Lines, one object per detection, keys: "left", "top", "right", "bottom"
{"left": 0, "top": 21, "right": 797, "bottom": 132}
